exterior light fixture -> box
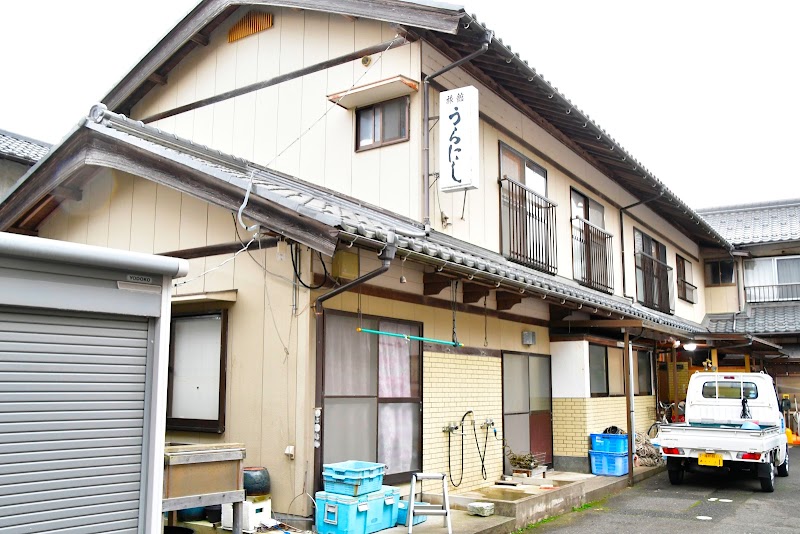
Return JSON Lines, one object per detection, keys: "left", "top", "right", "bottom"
{"left": 684, "top": 343, "right": 697, "bottom": 352}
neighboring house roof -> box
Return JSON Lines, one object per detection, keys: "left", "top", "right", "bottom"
{"left": 98, "top": 0, "right": 732, "bottom": 252}
{"left": 1, "top": 106, "right": 708, "bottom": 334}
{"left": 698, "top": 198, "right": 800, "bottom": 246}
{"left": 0, "top": 129, "right": 50, "bottom": 165}
{"left": 706, "top": 303, "right": 800, "bottom": 335}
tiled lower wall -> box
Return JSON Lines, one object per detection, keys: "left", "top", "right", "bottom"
{"left": 419, "top": 352, "right": 505, "bottom": 494}
{"left": 552, "top": 395, "right": 657, "bottom": 471}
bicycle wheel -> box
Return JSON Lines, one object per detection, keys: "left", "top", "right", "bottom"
{"left": 647, "top": 422, "right": 660, "bottom": 440}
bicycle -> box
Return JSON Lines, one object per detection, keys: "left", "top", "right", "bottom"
{"left": 647, "top": 400, "right": 675, "bottom": 439}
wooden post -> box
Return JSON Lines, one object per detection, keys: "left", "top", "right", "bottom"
{"left": 671, "top": 346, "right": 679, "bottom": 416}
{"left": 711, "top": 348, "right": 719, "bottom": 371}
{"left": 744, "top": 354, "right": 751, "bottom": 372}
{"left": 623, "top": 329, "right": 634, "bottom": 487}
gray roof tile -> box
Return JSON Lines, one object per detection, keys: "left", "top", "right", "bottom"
{"left": 0, "top": 129, "right": 50, "bottom": 164}
{"left": 698, "top": 199, "right": 800, "bottom": 246}
{"left": 706, "top": 303, "right": 800, "bottom": 334}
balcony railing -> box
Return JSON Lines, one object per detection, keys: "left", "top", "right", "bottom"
{"left": 745, "top": 283, "right": 800, "bottom": 303}
{"left": 499, "top": 177, "right": 557, "bottom": 275}
{"left": 571, "top": 217, "right": 613, "bottom": 293}
{"left": 635, "top": 252, "right": 674, "bottom": 314}
{"left": 677, "top": 279, "right": 698, "bottom": 304}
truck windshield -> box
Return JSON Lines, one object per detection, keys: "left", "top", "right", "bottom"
{"left": 701, "top": 381, "right": 758, "bottom": 399}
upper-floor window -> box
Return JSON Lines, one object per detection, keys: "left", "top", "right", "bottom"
{"left": 571, "top": 189, "right": 613, "bottom": 293}
{"left": 498, "top": 143, "right": 557, "bottom": 274}
{"left": 676, "top": 254, "right": 697, "bottom": 304}
{"left": 634, "top": 229, "right": 673, "bottom": 314}
{"left": 705, "top": 259, "right": 735, "bottom": 287}
{"left": 356, "top": 97, "right": 409, "bottom": 151}
{"left": 744, "top": 256, "right": 800, "bottom": 302}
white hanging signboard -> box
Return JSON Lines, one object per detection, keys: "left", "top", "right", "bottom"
{"left": 438, "top": 86, "right": 479, "bottom": 192}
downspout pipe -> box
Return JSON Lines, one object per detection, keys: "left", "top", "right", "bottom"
{"left": 422, "top": 29, "right": 493, "bottom": 228}
{"left": 314, "top": 245, "right": 397, "bottom": 315}
{"left": 619, "top": 191, "right": 664, "bottom": 299}
{"left": 314, "top": 245, "right": 397, "bottom": 489}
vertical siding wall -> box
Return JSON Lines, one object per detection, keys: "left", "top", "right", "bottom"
{"left": 37, "top": 169, "right": 316, "bottom": 515}
{"left": 131, "top": 7, "right": 423, "bottom": 221}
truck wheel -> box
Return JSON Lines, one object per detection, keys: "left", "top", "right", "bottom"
{"left": 777, "top": 446, "right": 790, "bottom": 477}
{"left": 668, "top": 468, "right": 684, "bottom": 485}
{"left": 760, "top": 463, "right": 775, "bottom": 492}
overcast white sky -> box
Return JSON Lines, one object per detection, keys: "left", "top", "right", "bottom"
{"left": 1, "top": 0, "right": 797, "bottom": 209}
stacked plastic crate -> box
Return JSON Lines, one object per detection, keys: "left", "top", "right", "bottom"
{"left": 316, "top": 461, "right": 400, "bottom": 534}
{"left": 588, "top": 433, "right": 629, "bottom": 476}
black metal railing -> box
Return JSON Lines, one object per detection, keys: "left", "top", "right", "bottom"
{"left": 745, "top": 283, "right": 800, "bottom": 303}
{"left": 677, "top": 279, "right": 698, "bottom": 304}
{"left": 571, "top": 217, "right": 613, "bottom": 293}
{"left": 635, "top": 252, "right": 674, "bottom": 314}
{"left": 499, "top": 177, "right": 557, "bottom": 275}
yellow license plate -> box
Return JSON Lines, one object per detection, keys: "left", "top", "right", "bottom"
{"left": 698, "top": 453, "right": 723, "bottom": 467}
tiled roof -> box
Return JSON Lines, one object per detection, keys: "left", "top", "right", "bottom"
{"left": 706, "top": 303, "right": 800, "bottom": 335}
{"left": 697, "top": 199, "right": 800, "bottom": 246}
{"left": 0, "top": 129, "right": 50, "bottom": 164}
{"left": 9, "top": 106, "right": 708, "bottom": 334}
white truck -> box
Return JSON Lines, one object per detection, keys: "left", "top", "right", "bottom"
{"left": 655, "top": 372, "right": 789, "bottom": 492}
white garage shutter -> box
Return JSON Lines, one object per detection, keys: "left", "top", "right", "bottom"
{"left": 0, "top": 309, "right": 151, "bottom": 534}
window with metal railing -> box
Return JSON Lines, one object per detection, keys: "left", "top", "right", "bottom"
{"left": 498, "top": 143, "right": 557, "bottom": 275}
{"left": 744, "top": 256, "right": 800, "bottom": 302}
{"left": 571, "top": 217, "right": 613, "bottom": 293}
{"left": 634, "top": 228, "right": 674, "bottom": 314}
{"left": 570, "top": 189, "right": 612, "bottom": 293}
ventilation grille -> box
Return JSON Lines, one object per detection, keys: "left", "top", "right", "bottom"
{"left": 228, "top": 11, "right": 273, "bottom": 43}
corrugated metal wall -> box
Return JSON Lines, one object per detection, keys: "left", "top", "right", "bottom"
{"left": 0, "top": 309, "right": 151, "bottom": 533}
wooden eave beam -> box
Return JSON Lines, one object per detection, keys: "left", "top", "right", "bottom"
{"left": 190, "top": 33, "right": 210, "bottom": 46}
{"left": 495, "top": 291, "right": 522, "bottom": 311}
{"left": 161, "top": 238, "right": 279, "bottom": 260}
{"left": 462, "top": 281, "right": 490, "bottom": 304}
{"left": 551, "top": 319, "right": 644, "bottom": 329}
{"left": 423, "top": 272, "right": 452, "bottom": 296}
{"left": 148, "top": 72, "right": 168, "bottom": 86}
{"left": 52, "top": 186, "right": 83, "bottom": 202}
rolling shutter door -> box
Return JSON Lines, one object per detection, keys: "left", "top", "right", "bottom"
{"left": 0, "top": 309, "right": 150, "bottom": 534}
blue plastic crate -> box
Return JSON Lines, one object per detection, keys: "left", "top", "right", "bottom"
{"left": 590, "top": 433, "right": 628, "bottom": 453}
{"left": 323, "top": 461, "right": 385, "bottom": 497}
{"left": 316, "top": 486, "right": 398, "bottom": 534}
{"left": 589, "top": 450, "right": 629, "bottom": 476}
{"left": 397, "top": 501, "right": 427, "bottom": 526}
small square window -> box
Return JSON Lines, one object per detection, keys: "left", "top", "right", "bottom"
{"left": 705, "top": 259, "right": 736, "bottom": 286}
{"left": 356, "top": 97, "right": 409, "bottom": 151}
